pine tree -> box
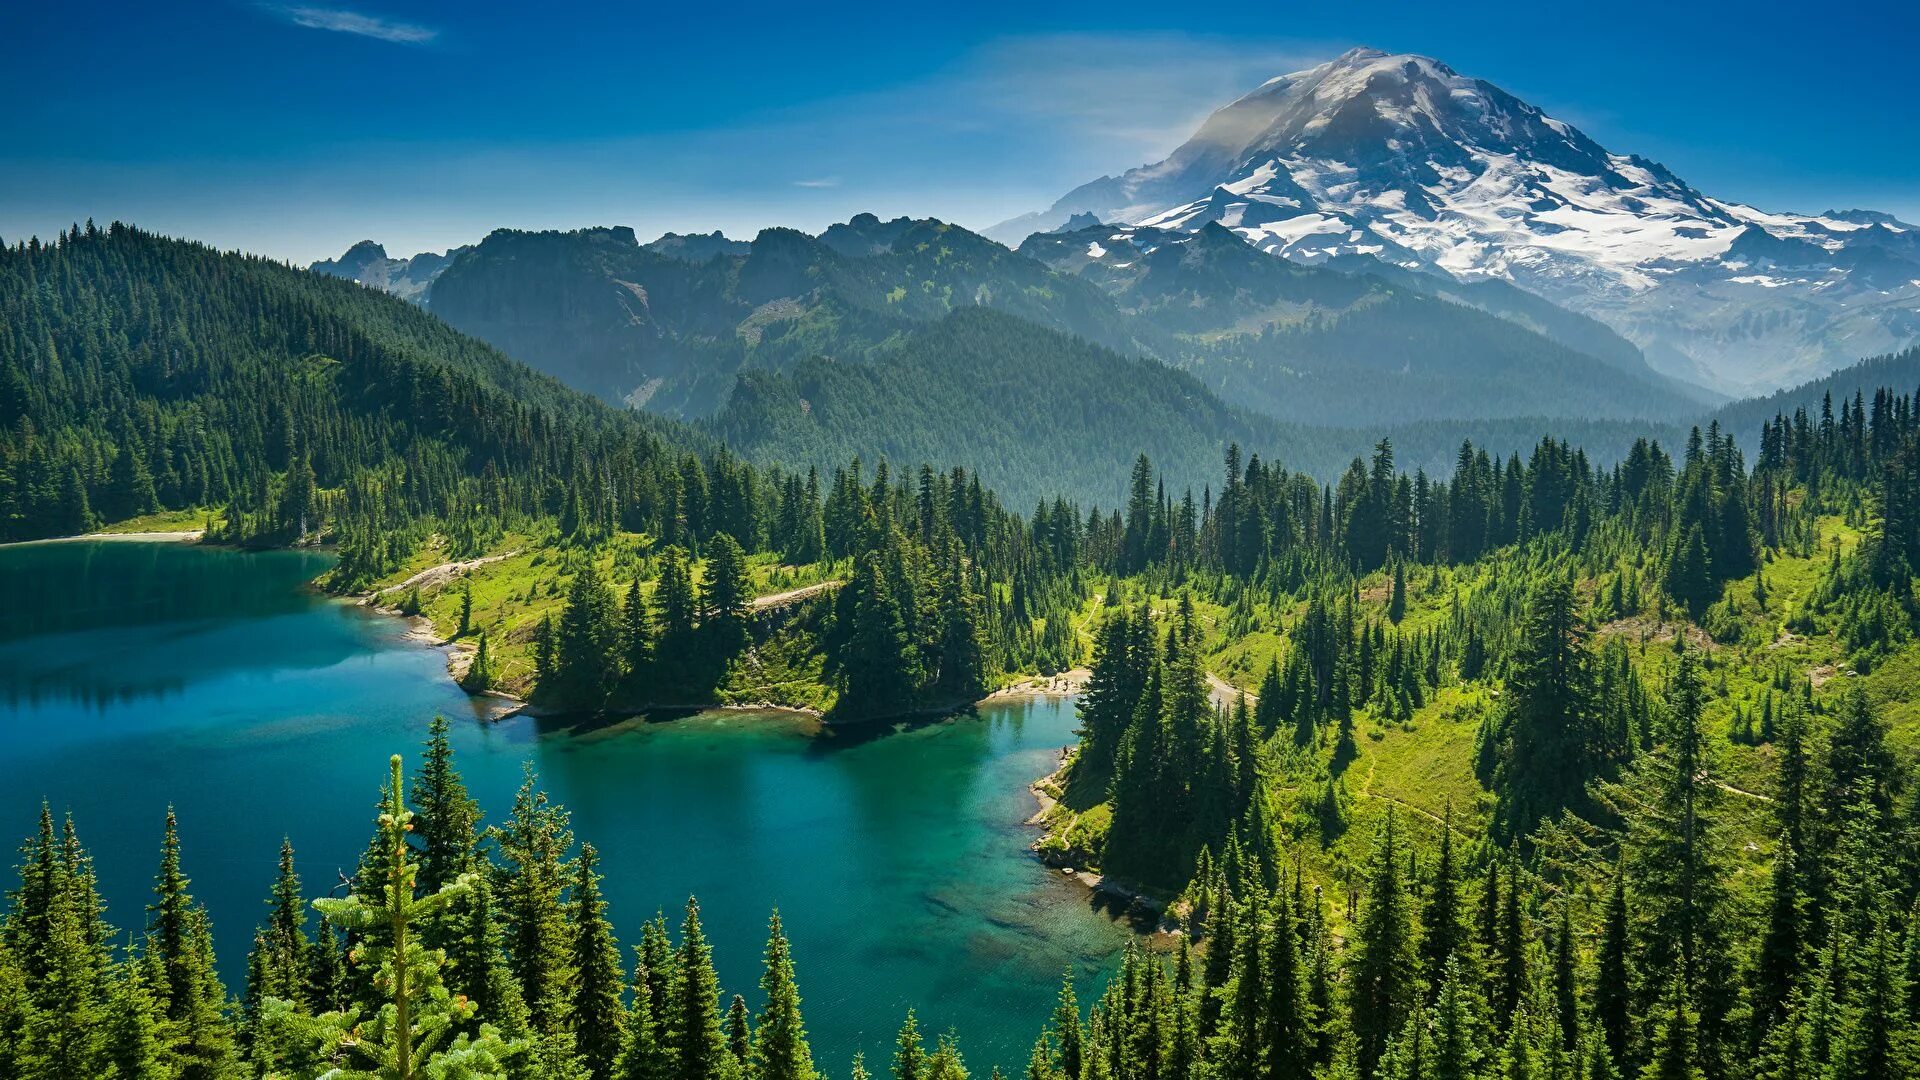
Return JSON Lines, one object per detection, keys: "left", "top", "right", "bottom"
{"left": 104, "top": 962, "right": 166, "bottom": 1080}
{"left": 19, "top": 856, "right": 107, "bottom": 1079}
{"left": 701, "top": 533, "right": 753, "bottom": 660}
{"left": 623, "top": 578, "right": 653, "bottom": 676}
{"left": 554, "top": 554, "right": 619, "bottom": 705}
{"left": 893, "top": 1011, "right": 927, "bottom": 1080}
{"left": 1050, "top": 972, "right": 1082, "bottom": 1080}
{"left": 617, "top": 953, "right": 673, "bottom": 1080}
{"left": 143, "top": 808, "right": 236, "bottom": 1080}
{"left": 725, "top": 994, "right": 751, "bottom": 1068}
{"left": 1492, "top": 576, "right": 1607, "bottom": 844}
{"left": 246, "top": 838, "right": 311, "bottom": 1013}
{"left": 1500, "top": 1019, "right": 1536, "bottom": 1080}
{"left": 1419, "top": 806, "right": 1464, "bottom": 993}
{"left": 1595, "top": 859, "right": 1632, "bottom": 1067}
{"left": 1496, "top": 862, "right": 1529, "bottom": 1024}
{"left": 570, "top": 845, "right": 626, "bottom": 1080}
{"left": 311, "top": 914, "right": 347, "bottom": 1014}
{"left": 308, "top": 754, "right": 526, "bottom": 1079}
{"left": 1639, "top": 979, "right": 1704, "bottom": 1080}
{"left": 1750, "top": 842, "right": 1801, "bottom": 1042}
{"left": 926, "top": 1031, "right": 968, "bottom": 1080}
{"left": 442, "top": 874, "right": 528, "bottom": 1041}
{"left": 935, "top": 540, "right": 989, "bottom": 700}
{"left": 832, "top": 543, "right": 918, "bottom": 718}
{"left": 1260, "top": 888, "right": 1314, "bottom": 1079}
{"left": 1217, "top": 892, "right": 1267, "bottom": 1080}
{"left": 1552, "top": 899, "right": 1579, "bottom": 1053}
{"left": 657, "top": 547, "right": 698, "bottom": 668}
{"left": 463, "top": 633, "right": 499, "bottom": 693}
{"left": 1824, "top": 921, "right": 1909, "bottom": 1080}
{"left": 413, "top": 715, "right": 481, "bottom": 895}
{"left": 673, "top": 898, "right": 732, "bottom": 1080}
{"left": 750, "top": 912, "right": 817, "bottom": 1080}
{"left": 1625, "top": 644, "right": 1734, "bottom": 1068}
{"left": 493, "top": 767, "right": 576, "bottom": 1030}
{"left": 1429, "top": 955, "right": 1488, "bottom": 1080}
{"left": 1350, "top": 810, "right": 1417, "bottom": 1077}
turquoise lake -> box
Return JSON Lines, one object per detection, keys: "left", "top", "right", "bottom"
{"left": 0, "top": 540, "right": 1135, "bottom": 1071}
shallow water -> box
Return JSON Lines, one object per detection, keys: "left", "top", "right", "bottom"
{"left": 0, "top": 540, "right": 1131, "bottom": 1071}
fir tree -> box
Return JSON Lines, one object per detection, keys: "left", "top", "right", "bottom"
{"left": 1491, "top": 575, "right": 1608, "bottom": 844}
{"left": 726, "top": 994, "right": 750, "bottom": 1068}
{"left": 622, "top": 578, "right": 653, "bottom": 677}
{"left": 493, "top": 767, "right": 576, "bottom": 1030}
{"left": 1430, "top": 955, "right": 1489, "bottom": 1080}
{"left": 1595, "top": 859, "right": 1632, "bottom": 1067}
{"left": 570, "top": 845, "right": 626, "bottom": 1080}
{"left": 142, "top": 808, "right": 236, "bottom": 1080}
{"left": 463, "top": 633, "right": 499, "bottom": 693}
{"left": 701, "top": 533, "right": 753, "bottom": 660}
{"left": 1350, "top": 810, "right": 1417, "bottom": 1077}
{"left": 309, "top": 755, "right": 526, "bottom": 1079}
{"left": 750, "top": 912, "right": 817, "bottom": 1080}
{"left": 893, "top": 1011, "right": 927, "bottom": 1080}
{"left": 673, "top": 898, "right": 732, "bottom": 1080}
{"left": 1050, "top": 972, "right": 1082, "bottom": 1080}
{"left": 246, "top": 838, "right": 311, "bottom": 1013}
{"left": 1419, "top": 806, "right": 1465, "bottom": 993}
{"left": 1640, "top": 979, "right": 1704, "bottom": 1080}
{"left": 1622, "top": 644, "right": 1734, "bottom": 1074}
{"left": 104, "top": 962, "right": 166, "bottom": 1080}
{"left": 554, "top": 554, "right": 619, "bottom": 705}
{"left": 413, "top": 715, "right": 482, "bottom": 894}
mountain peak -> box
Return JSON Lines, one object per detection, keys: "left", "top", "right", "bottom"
{"left": 1007, "top": 47, "right": 1920, "bottom": 396}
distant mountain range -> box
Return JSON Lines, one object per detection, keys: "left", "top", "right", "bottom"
{"left": 991, "top": 47, "right": 1920, "bottom": 396}
{"left": 298, "top": 46, "right": 1917, "bottom": 500}
{"left": 309, "top": 240, "right": 467, "bottom": 305}
{"left": 314, "top": 211, "right": 1704, "bottom": 427}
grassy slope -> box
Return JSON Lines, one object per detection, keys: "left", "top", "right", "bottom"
{"left": 361, "top": 529, "right": 844, "bottom": 711}
{"left": 1037, "top": 514, "right": 1918, "bottom": 925}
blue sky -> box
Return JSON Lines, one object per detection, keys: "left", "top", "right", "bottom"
{"left": 3, "top": 0, "right": 1915, "bottom": 263}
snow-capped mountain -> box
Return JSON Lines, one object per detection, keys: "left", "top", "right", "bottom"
{"left": 996, "top": 47, "right": 1920, "bottom": 395}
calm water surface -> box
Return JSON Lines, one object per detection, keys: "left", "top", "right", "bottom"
{"left": 0, "top": 541, "right": 1132, "bottom": 1070}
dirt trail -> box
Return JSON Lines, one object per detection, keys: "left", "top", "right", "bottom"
{"left": 1207, "top": 673, "right": 1255, "bottom": 711}
{"left": 1714, "top": 779, "right": 1775, "bottom": 803}
{"left": 751, "top": 580, "right": 842, "bottom": 611}
{"left": 371, "top": 551, "right": 517, "bottom": 599}
{"left": 1356, "top": 760, "right": 1474, "bottom": 838}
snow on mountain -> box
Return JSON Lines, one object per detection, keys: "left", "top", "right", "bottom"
{"left": 309, "top": 241, "right": 468, "bottom": 305}
{"left": 998, "top": 47, "right": 1920, "bottom": 395}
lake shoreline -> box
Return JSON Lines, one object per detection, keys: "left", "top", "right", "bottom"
{"left": 0, "top": 529, "right": 204, "bottom": 549}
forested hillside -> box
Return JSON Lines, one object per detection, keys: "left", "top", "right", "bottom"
{"left": 5, "top": 385, "right": 1920, "bottom": 1080}
{"left": 0, "top": 225, "right": 765, "bottom": 576}
{"left": 426, "top": 219, "right": 1157, "bottom": 414}
{"left": 708, "top": 307, "right": 1285, "bottom": 509}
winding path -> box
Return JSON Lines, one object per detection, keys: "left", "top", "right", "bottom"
{"left": 371, "top": 551, "right": 518, "bottom": 599}
{"left": 752, "top": 579, "right": 842, "bottom": 611}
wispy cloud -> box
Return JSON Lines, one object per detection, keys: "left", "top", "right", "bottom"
{"left": 948, "top": 34, "right": 1333, "bottom": 157}
{"left": 792, "top": 177, "right": 841, "bottom": 189}
{"left": 277, "top": 5, "right": 438, "bottom": 45}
